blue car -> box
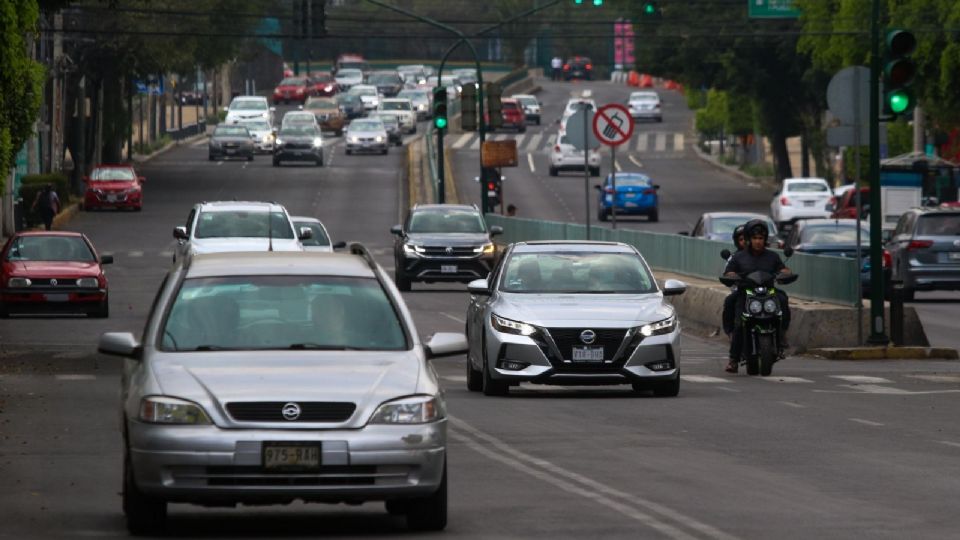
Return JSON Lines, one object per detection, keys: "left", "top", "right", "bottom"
{"left": 596, "top": 172, "right": 660, "bottom": 222}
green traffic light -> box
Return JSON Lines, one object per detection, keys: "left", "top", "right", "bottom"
{"left": 593, "top": 0, "right": 602, "bottom": 5}
{"left": 574, "top": 0, "right": 583, "bottom": 3}
{"left": 643, "top": 3, "right": 655, "bottom": 14}
{"left": 888, "top": 90, "right": 911, "bottom": 114}
{"left": 435, "top": 117, "right": 448, "bottom": 129}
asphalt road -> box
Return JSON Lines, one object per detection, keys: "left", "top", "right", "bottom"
{"left": 3, "top": 88, "right": 960, "bottom": 539}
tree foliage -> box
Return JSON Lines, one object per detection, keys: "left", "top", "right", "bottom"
{"left": 0, "top": 0, "right": 44, "bottom": 189}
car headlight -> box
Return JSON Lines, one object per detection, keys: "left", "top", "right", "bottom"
{"left": 375, "top": 136, "right": 384, "bottom": 142}
{"left": 748, "top": 299, "right": 764, "bottom": 314}
{"left": 403, "top": 243, "right": 424, "bottom": 256}
{"left": 491, "top": 313, "right": 537, "bottom": 336}
{"left": 76, "top": 277, "right": 99, "bottom": 288}
{"left": 763, "top": 299, "right": 779, "bottom": 313}
{"left": 139, "top": 396, "right": 211, "bottom": 425}
{"left": 260, "top": 112, "right": 269, "bottom": 119}
{"left": 7, "top": 277, "right": 31, "bottom": 287}
{"left": 275, "top": 138, "right": 284, "bottom": 146}
{"left": 312, "top": 137, "right": 323, "bottom": 147}
{"left": 418, "top": 104, "right": 426, "bottom": 111}
{"left": 639, "top": 315, "right": 677, "bottom": 337}
{"left": 349, "top": 136, "right": 360, "bottom": 143}
{"left": 473, "top": 243, "right": 495, "bottom": 255}
{"left": 262, "top": 134, "right": 272, "bottom": 143}
{"left": 369, "top": 395, "right": 444, "bottom": 424}
{"left": 324, "top": 85, "right": 333, "bottom": 92}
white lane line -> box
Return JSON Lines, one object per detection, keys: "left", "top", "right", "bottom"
{"left": 547, "top": 134, "right": 557, "bottom": 146}
{"left": 526, "top": 132, "right": 542, "bottom": 151}
{"left": 907, "top": 374, "right": 960, "bottom": 383}
{"left": 831, "top": 375, "right": 893, "bottom": 384}
{"left": 128, "top": 251, "right": 144, "bottom": 258}
{"left": 936, "top": 440, "right": 960, "bottom": 449}
{"left": 159, "top": 251, "right": 173, "bottom": 258}
{"left": 514, "top": 133, "right": 526, "bottom": 148}
{"left": 760, "top": 376, "right": 814, "bottom": 384}
{"left": 815, "top": 386, "right": 960, "bottom": 395}
{"left": 629, "top": 155, "right": 644, "bottom": 168}
{"left": 217, "top": 161, "right": 223, "bottom": 166}
{"left": 55, "top": 374, "right": 96, "bottom": 381}
{"left": 716, "top": 386, "right": 741, "bottom": 392}
{"left": 673, "top": 133, "right": 685, "bottom": 151}
{"left": 681, "top": 375, "right": 728, "bottom": 383}
{"left": 636, "top": 133, "right": 648, "bottom": 152}
{"left": 451, "top": 418, "right": 738, "bottom": 540}
{"left": 452, "top": 133, "right": 473, "bottom": 149}
{"left": 848, "top": 418, "right": 884, "bottom": 427}
{"left": 52, "top": 352, "right": 87, "bottom": 359}
{"left": 614, "top": 160, "right": 622, "bottom": 172}
{"left": 441, "top": 312, "right": 465, "bottom": 324}
{"left": 442, "top": 375, "right": 467, "bottom": 383}
{"left": 469, "top": 137, "right": 481, "bottom": 151}
{"left": 527, "top": 153, "right": 536, "bottom": 173}
{"left": 655, "top": 133, "right": 667, "bottom": 152}
{"left": 779, "top": 401, "right": 807, "bottom": 408}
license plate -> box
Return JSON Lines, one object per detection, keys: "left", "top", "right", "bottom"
{"left": 226, "top": 149, "right": 236, "bottom": 154}
{"left": 571, "top": 346, "right": 604, "bottom": 362}
{"left": 624, "top": 192, "right": 637, "bottom": 198}
{"left": 441, "top": 265, "right": 458, "bottom": 274}
{"left": 263, "top": 443, "right": 320, "bottom": 469}
{"left": 106, "top": 195, "right": 117, "bottom": 202}
{"left": 625, "top": 202, "right": 638, "bottom": 207}
{"left": 803, "top": 201, "right": 815, "bottom": 207}
{"left": 44, "top": 293, "right": 69, "bottom": 302}
{"left": 293, "top": 151, "right": 302, "bottom": 156}
{"left": 949, "top": 252, "right": 960, "bottom": 260}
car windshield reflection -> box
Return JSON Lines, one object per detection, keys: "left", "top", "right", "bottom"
{"left": 501, "top": 252, "right": 656, "bottom": 294}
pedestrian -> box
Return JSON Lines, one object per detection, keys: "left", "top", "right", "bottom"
{"left": 551, "top": 56, "right": 563, "bottom": 81}
{"left": 31, "top": 183, "right": 61, "bottom": 231}
{"left": 506, "top": 204, "right": 517, "bottom": 217}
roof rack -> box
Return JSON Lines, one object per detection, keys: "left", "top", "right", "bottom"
{"left": 349, "top": 242, "right": 379, "bottom": 273}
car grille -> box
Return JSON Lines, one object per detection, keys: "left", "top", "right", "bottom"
{"left": 282, "top": 142, "right": 312, "bottom": 150}
{"left": 358, "top": 137, "right": 378, "bottom": 143}
{"left": 420, "top": 246, "right": 477, "bottom": 257}
{"left": 222, "top": 143, "right": 240, "bottom": 149}
{"left": 195, "top": 465, "right": 382, "bottom": 486}
{"left": 540, "top": 328, "right": 631, "bottom": 372}
{"left": 26, "top": 278, "right": 83, "bottom": 287}
{"left": 226, "top": 402, "right": 356, "bottom": 422}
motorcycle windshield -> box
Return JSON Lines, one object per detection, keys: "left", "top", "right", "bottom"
{"left": 744, "top": 270, "right": 776, "bottom": 287}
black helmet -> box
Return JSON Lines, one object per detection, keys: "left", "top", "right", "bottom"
{"left": 744, "top": 219, "right": 769, "bottom": 244}
{"left": 732, "top": 224, "right": 746, "bottom": 246}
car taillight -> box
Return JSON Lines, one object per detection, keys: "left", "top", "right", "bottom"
{"left": 907, "top": 240, "right": 933, "bottom": 251}
{"left": 585, "top": 64, "right": 593, "bottom": 70}
{"left": 882, "top": 249, "right": 892, "bottom": 268}
{"left": 780, "top": 196, "right": 791, "bottom": 206}
{"left": 827, "top": 196, "right": 837, "bottom": 208}
{"left": 642, "top": 189, "right": 656, "bottom": 195}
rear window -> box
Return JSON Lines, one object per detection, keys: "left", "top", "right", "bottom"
{"left": 787, "top": 182, "right": 829, "bottom": 193}
{"left": 916, "top": 214, "right": 960, "bottom": 235}
{"left": 801, "top": 225, "right": 869, "bottom": 245}
{"left": 279, "top": 77, "right": 307, "bottom": 86}
{"left": 611, "top": 175, "right": 651, "bottom": 187}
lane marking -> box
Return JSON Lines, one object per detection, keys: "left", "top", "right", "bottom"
{"left": 636, "top": 133, "right": 648, "bottom": 152}
{"left": 848, "top": 418, "right": 884, "bottom": 427}
{"left": 716, "top": 386, "right": 741, "bottom": 392}
{"left": 936, "top": 440, "right": 960, "bottom": 449}
{"left": 673, "top": 133, "right": 685, "bottom": 151}
{"left": 527, "top": 153, "right": 536, "bottom": 173}
{"left": 52, "top": 352, "right": 87, "bottom": 359}
{"left": 830, "top": 375, "right": 892, "bottom": 384}
{"left": 452, "top": 133, "right": 473, "bottom": 149}
{"left": 629, "top": 155, "right": 644, "bottom": 168}
{"left": 217, "top": 161, "right": 223, "bottom": 166}
{"left": 547, "top": 134, "right": 557, "bottom": 146}
{"left": 815, "top": 385, "right": 960, "bottom": 395}
{"left": 614, "top": 160, "right": 622, "bottom": 172}
{"left": 778, "top": 401, "right": 807, "bottom": 408}
{"left": 469, "top": 137, "right": 481, "bottom": 151}
{"left": 681, "top": 375, "right": 727, "bottom": 383}
{"left": 441, "top": 312, "right": 465, "bottom": 324}
{"left": 513, "top": 133, "right": 526, "bottom": 150}
{"left": 128, "top": 251, "right": 144, "bottom": 258}
{"left": 907, "top": 374, "right": 960, "bottom": 383}
{"left": 55, "top": 374, "right": 96, "bottom": 381}
{"left": 442, "top": 375, "right": 467, "bottom": 383}
{"left": 526, "top": 132, "right": 542, "bottom": 152}
{"left": 760, "top": 376, "right": 814, "bottom": 384}
{"left": 159, "top": 251, "right": 173, "bottom": 258}
{"left": 655, "top": 133, "right": 667, "bottom": 152}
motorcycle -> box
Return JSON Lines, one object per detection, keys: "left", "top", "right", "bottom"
{"left": 719, "top": 248, "right": 798, "bottom": 376}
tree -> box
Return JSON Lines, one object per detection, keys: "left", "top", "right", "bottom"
{"left": 0, "top": 0, "right": 44, "bottom": 190}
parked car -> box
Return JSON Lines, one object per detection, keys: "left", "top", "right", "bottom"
{"left": 82, "top": 164, "right": 144, "bottom": 212}
{"left": 390, "top": 204, "right": 502, "bottom": 291}
{"left": 344, "top": 118, "right": 388, "bottom": 155}
{"left": 272, "top": 76, "right": 314, "bottom": 105}
{"left": 273, "top": 124, "right": 324, "bottom": 167}
{"left": 784, "top": 218, "right": 881, "bottom": 296}
{"left": 887, "top": 207, "right": 960, "bottom": 300}
{"left": 627, "top": 91, "right": 662, "bottom": 122}
{"left": 550, "top": 132, "right": 600, "bottom": 177}
{"left": 463, "top": 241, "right": 686, "bottom": 396}
{"left": 224, "top": 96, "right": 274, "bottom": 126}
{"left": 290, "top": 216, "right": 345, "bottom": 252}
{"left": 208, "top": 124, "right": 255, "bottom": 161}
{"left": 303, "top": 97, "right": 345, "bottom": 136}
{"left": 377, "top": 98, "right": 417, "bottom": 133}
{"left": 769, "top": 177, "right": 835, "bottom": 229}
{"left": 99, "top": 247, "right": 466, "bottom": 534}
{"left": 681, "top": 212, "right": 780, "bottom": 246}
{"left": 308, "top": 72, "right": 338, "bottom": 97}
{"left": 831, "top": 186, "right": 870, "bottom": 219}
{"left": 0, "top": 231, "right": 113, "bottom": 317}
{"left": 367, "top": 70, "right": 404, "bottom": 98}
{"left": 334, "top": 68, "right": 364, "bottom": 91}
{"left": 511, "top": 94, "right": 541, "bottom": 125}
{"left": 595, "top": 172, "right": 660, "bottom": 222}
{"left": 238, "top": 119, "right": 275, "bottom": 153}
{"left": 371, "top": 112, "right": 403, "bottom": 146}
{"left": 172, "top": 201, "right": 307, "bottom": 263}
{"left": 563, "top": 56, "right": 593, "bottom": 80}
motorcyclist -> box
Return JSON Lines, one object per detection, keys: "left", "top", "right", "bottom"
{"left": 721, "top": 224, "right": 747, "bottom": 340}
{"left": 723, "top": 219, "right": 792, "bottom": 373}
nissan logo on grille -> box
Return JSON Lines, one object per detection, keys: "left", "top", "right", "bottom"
{"left": 281, "top": 402, "right": 302, "bottom": 421}
{"left": 580, "top": 329, "right": 597, "bottom": 345}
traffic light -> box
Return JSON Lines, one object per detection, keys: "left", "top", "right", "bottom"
{"left": 460, "top": 83, "right": 478, "bottom": 132}
{"left": 883, "top": 29, "right": 917, "bottom": 118}
{"left": 574, "top": 0, "right": 603, "bottom": 5}
{"left": 433, "top": 87, "right": 448, "bottom": 130}
{"left": 486, "top": 82, "right": 503, "bottom": 129}
{"left": 640, "top": 2, "right": 661, "bottom": 18}
{"left": 309, "top": 0, "right": 326, "bottom": 38}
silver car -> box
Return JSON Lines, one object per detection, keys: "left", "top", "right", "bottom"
{"left": 291, "top": 216, "right": 345, "bottom": 252}
{"left": 172, "top": 201, "right": 308, "bottom": 263}
{"left": 98, "top": 247, "right": 467, "bottom": 534}
{"left": 345, "top": 118, "right": 389, "bottom": 155}
{"left": 398, "top": 89, "right": 432, "bottom": 120}
{"left": 465, "top": 241, "right": 686, "bottom": 396}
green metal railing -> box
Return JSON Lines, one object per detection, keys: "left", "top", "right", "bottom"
{"left": 485, "top": 215, "right": 861, "bottom": 306}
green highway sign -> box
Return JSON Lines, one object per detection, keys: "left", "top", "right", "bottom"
{"left": 747, "top": 0, "right": 800, "bottom": 19}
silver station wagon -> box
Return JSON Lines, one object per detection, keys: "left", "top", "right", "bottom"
{"left": 99, "top": 247, "right": 467, "bottom": 534}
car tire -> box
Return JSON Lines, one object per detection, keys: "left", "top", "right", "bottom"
{"left": 405, "top": 462, "right": 447, "bottom": 531}
{"left": 91, "top": 297, "right": 109, "bottom": 318}
{"left": 316, "top": 158, "right": 324, "bottom": 167}
{"left": 536, "top": 118, "right": 541, "bottom": 126}
{"left": 345, "top": 149, "right": 352, "bottom": 155}
{"left": 652, "top": 375, "right": 680, "bottom": 397}
{"left": 649, "top": 208, "right": 659, "bottom": 222}
{"left": 0, "top": 305, "right": 8, "bottom": 319}
{"left": 466, "top": 347, "right": 483, "bottom": 392}
{"left": 123, "top": 452, "right": 167, "bottom": 536}
{"left": 134, "top": 206, "right": 142, "bottom": 212}
{"left": 382, "top": 148, "right": 389, "bottom": 155}
{"left": 395, "top": 272, "right": 411, "bottom": 292}
{"left": 481, "top": 338, "right": 509, "bottom": 396}
{"left": 549, "top": 166, "right": 558, "bottom": 177}
{"left": 247, "top": 154, "right": 254, "bottom": 162}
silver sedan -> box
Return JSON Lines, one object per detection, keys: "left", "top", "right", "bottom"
{"left": 99, "top": 249, "right": 466, "bottom": 534}
{"left": 465, "top": 241, "right": 686, "bottom": 396}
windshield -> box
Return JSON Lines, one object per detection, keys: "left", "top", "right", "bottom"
{"left": 610, "top": 175, "right": 651, "bottom": 187}
{"left": 194, "top": 211, "right": 294, "bottom": 239}
{"left": 338, "top": 62, "right": 367, "bottom": 71}
{"left": 398, "top": 90, "right": 425, "bottom": 100}
{"left": 159, "top": 276, "right": 408, "bottom": 351}
{"left": 351, "top": 87, "right": 377, "bottom": 96}
{"left": 90, "top": 168, "right": 135, "bottom": 181}
{"left": 350, "top": 120, "right": 383, "bottom": 131}
{"left": 788, "top": 182, "right": 829, "bottom": 193}
{"left": 282, "top": 114, "right": 315, "bottom": 125}
{"left": 337, "top": 69, "right": 362, "bottom": 78}
{"left": 369, "top": 73, "right": 399, "bottom": 84}
{"left": 408, "top": 210, "right": 485, "bottom": 233}
{"left": 501, "top": 252, "right": 655, "bottom": 294}
{"left": 336, "top": 94, "right": 360, "bottom": 104}
{"left": 381, "top": 101, "right": 410, "bottom": 111}
{"left": 279, "top": 125, "right": 318, "bottom": 137}
{"left": 917, "top": 214, "right": 960, "bottom": 235}
{"left": 5, "top": 235, "right": 95, "bottom": 262}
{"left": 214, "top": 126, "right": 249, "bottom": 137}
{"left": 230, "top": 100, "right": 266, "bottom": 111}
{"left": 293, "top": 222, "right": 330, "bottom": 246}
{"left": 516, "top": 97, "right": 537, "bottom": 107}
{"left": 801, "top": 225, "right": 870, "bottom": 244}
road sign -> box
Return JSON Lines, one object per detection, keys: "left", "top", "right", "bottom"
{"left": 481, "top": 140, "right": 518, "bottom": 168}
{"left": 747, "top": 0, "right": 800, "bottom": 19}
{"left": 593, "top": 104, "right": 634, "bottom": 147}
{"left": 565, "top": 108, "right": 600, "bottom": 151}
{"left": 827, "top": 66, "right": 876, "bottom": 126}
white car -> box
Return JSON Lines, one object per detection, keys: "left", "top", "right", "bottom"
{"left": 561, "top": 98, "right": 597, "bottom": 125}
{"left": 348, "top": 84, "right": 381, "bottom": 110}
{"left": 377, "top": 98, "right": 417, "bottom": 133}
{"left": 224, "top": 96, "right": 275, "bottom": 126}
{"left": 628, "top": 91, "right": 662, "bottom": 122}
{"left": 335, "top": 68, "right": 364, "bottom": 90}
{"left": 549, "top": 132, "right": 601, "bottom": 177}
{"left": 770, "top": 177, "right": 836, "bottom": 228}
{"left": 511, "top": 94, "right": 541, "bottom": 125}
{"left": 238, "top": 119, "right": 275, "bottom": 153}
{"left": 291, "top": 216, "right": 344, "bottom": 252}
{"left": 398, "top": 89, "right": 432, "bottom": 120}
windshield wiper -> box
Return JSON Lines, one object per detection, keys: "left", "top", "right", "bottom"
{"left": 287, "top": 343, "right": 363, "bottom": 351}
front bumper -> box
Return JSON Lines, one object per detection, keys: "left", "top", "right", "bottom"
{"left": 127, "top": 420, "right": 447, "bottom": 503}
{"left": 275, "top": 146, "right": 323, "bottom": 162}
{"left": 346, "top": 141, "right": 387, "bottom": 153}
{"left": 398, "top": 254, "right": 495, "bottom": 283}
{"left": 209, "top": 146, "right": 254, "bottom": 159}
{"left": 1, "top": 287, "right": 107, "bottom": 314}
{"left": 84, "top": 191, "right": 141, "bottom": 209}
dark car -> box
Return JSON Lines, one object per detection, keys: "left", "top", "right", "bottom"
{"left": 784, "top": 218, "right": 883, "bottom": 297}
{"left": 372, "top": 112, "right": 403, "bottom": 146}
{"left": 208, "top": 125, "right": 255, "bottom": 161}
{"left": 335, "top": 93, "right": 365, "bottom": 119}
{"left": 367, "top": 71, "right": 404, "bottom": 97}
{"left": 0, "top": 231, "right": 113, "bottom": 318}
{"left": 682, "top": 212, "right": 780, "bottom": 246}
{"left": 887, "top": 207, "right": 960, "bottom": 300}
{"left": 390, "top": 204, "right": 503, "bottom": 291}
{"left": 563, "top": 56, "right": 593, "bottom": 81}
{"left": 273, "top": 124, "right": 324, "bottom": 167}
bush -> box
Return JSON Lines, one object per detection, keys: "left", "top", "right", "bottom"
{"left": 741, "top": 162, "right": 775, "bottom": 178}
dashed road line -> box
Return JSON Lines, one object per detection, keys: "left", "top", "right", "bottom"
{"left": 848, "top": 418, "right": 884, "bottom": 427}
{"left": 778, "top": 401, "right": 807, "bottom": 408}
{"left": 614, "top": 160, "right": 622, "bottom": 172}
{"left": 831, "top": 375, "right": 893, "bottom": 384}
{"left": 441, "top": 312, "right": 465, "bottom": 324}
{"left": 681, "top": 375, "right": 727, "bottom": 383}
{"left": 936, "top": 440, "right": 960, "bottom": 449}
{"left": 907, "top": 374, "right": 960, "bottom": 383}
{"left": 760, "top": 376, "right": 814, "bottom": 384}
{"left": 526, "top": 132, "right": 542, "bottom": 152}
{"left": 452, "top": 133, "right": 473, "bottom": 149}
{"left": 527, "top": 153, "right": 536, "bottom": 173}
{"left": 55, "top": 374, "right": 96, "bottom": 381}
{"left": 629, "top": 155, "right": 644, "bottom": 168}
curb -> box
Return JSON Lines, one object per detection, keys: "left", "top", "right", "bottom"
{"left": 132, "top": 128, "right": 210, "bottom": 165}
{"left": 805, "top": 347, "right": 959, "bottom": 361}
{"left": 691, "top": 144, "right": 778, "bottom": 192}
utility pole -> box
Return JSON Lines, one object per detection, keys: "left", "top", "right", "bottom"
{"left": 867, "top": 0, "right": 889, "bottom": 344}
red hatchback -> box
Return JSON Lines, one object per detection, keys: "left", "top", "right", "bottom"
{"left": 499, "top": 98, "right": 527, "bottom": 133}
{"left": 273, "top": 76, "right": 313, "bottom": 104}
{"left": 308, "top": 72, "right": 338, "bottom": 97}
{"left": 0, "top": 231, "right": 113, "bottom": 317}
{"left": 82, "top": 164, "right": 144, "bottom": 211}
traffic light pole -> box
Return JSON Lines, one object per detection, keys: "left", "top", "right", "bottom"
{"left": 867, "top": 0, "right": 889, "bottom": 345}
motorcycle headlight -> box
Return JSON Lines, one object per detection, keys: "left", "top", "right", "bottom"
{"left": 473, "top": 243, "right": 495, "bottom": 255}
{"left": 369, "top": 395, "right": 444, "bottom": 424}
{"left": 324, "top": 85, "right": 333, "bottom": 92}
{"left": 763, "top": 299, "right": 779, "bottom": 313}
{"left": 639, "top": 315, "right": 676, "bottom": 337}
{"left": 491, "top": 313, "right": 537, "bottom": 336}
{"left": 7, "top": 277, "right": 31, "bottom": 287}
{"left": 403, "top": 243, "right": 424, "bottom": 256}
{"left": 312, "top": 137, "right": 323, "bottom": 147}
{"left": 748, "top": 300, "right": 764, "bottom": 314}
{"left": 418, "top": 104, "right": 426, "bottom": 111}
{"left": 139, "top": 396, "right": 211, "bottom": 425}
{"left": 76, "top": 277, "right": 99, "bottom": 288}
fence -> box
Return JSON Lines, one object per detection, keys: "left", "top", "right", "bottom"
{"left": 484, "top": 215, "right": 862, "bottom": 306}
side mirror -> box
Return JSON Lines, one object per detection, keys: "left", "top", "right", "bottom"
{"left": 678, "top": 231, "right": 690, "bottom": 236}
{"left": 173, "top": 226, "right": 188, "bottom": 240}
{"left": 98, "top": 332, "right": 142, "bottom": 359}
{"left": 662, "top": 279, "right": 687, "bottom": 296}
{"left": 783, "top": 246, "right": 794, "bottom": 258}
{"left": 467, "top": 278, "right": 491, "bottom": 296}
{"left": 653, "top": 184, "right": 661, "bottom": 190}
{"left": 424, "top": 332, "right": 469, "bottom": 359}
{"left": 593, "top": 184, "right": 602, "bottom": 191}
{"left": 298, "top": 227, "right": 314, "bottom": 241}
{"left": 390, "top": 224, "right": 403, "bottom": 236}
{"left": 100, "top": 254, "right": 114, "bottom": 265}
{"left": 332, "top": 240, "right": 347, "bottom": 249}
{"left": 720, "top": 249, "right": 731, "bottom": 260}
{"left": 489, "top": 225, "right": 503, "bottom": 236}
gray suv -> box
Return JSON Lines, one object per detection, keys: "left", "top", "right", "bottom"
{"left": 99, "top": 247, "right": 466, "bottom": 534}
{"left": 887, "top": 207, "right": 960, "bottom": 300}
